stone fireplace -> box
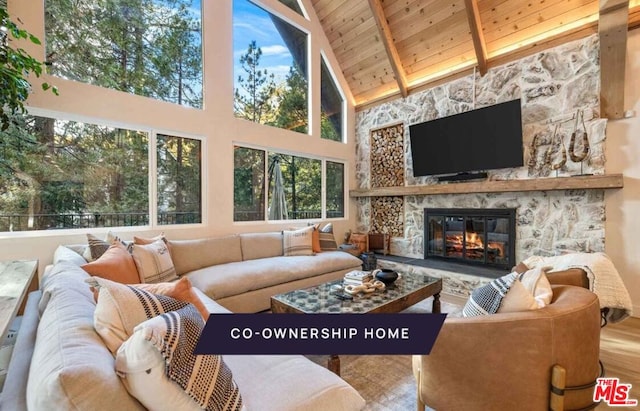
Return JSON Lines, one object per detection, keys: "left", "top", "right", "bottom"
{"left": 353, "top": 35, "right": 611, "bottom": 293}
{"left": 424, "top": 208, "right": 516, "bottom": 270}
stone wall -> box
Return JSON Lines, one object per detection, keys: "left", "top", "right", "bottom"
{"left": 355, "top": 35, "right": 607, "bottom": 263}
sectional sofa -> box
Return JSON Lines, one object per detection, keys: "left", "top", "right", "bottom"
{"left": 0, "top": 230, "right": 366, "bottom": 411}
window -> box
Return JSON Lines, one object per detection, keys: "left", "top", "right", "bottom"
{"left": 326, "top": 161, "right": 345, "bottom": 218}
{"left": 45, "top": 0, "right": 203, "bottom": 109}
{"left": 233, "top": 0, "right": 308, "bottom": 133}
{"left": 233, "top": 146, "right": 265, "bottom": 222}
{"left": 157, "top": 135, "right": 202, "bottom": 225}
{"left": 320, "top": 56, "right": 345, "bottom": 142}
{"left": 233, "top": 145, "right": 345, "bottom": 222}
{"left": 268, "top": 152, "right": 321, "bottom": 220}
{"left": 0, "top": 113, "right": 203, "bottom": 232}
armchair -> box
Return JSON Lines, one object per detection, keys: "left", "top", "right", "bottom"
{"left": 413, "top": 284, "right": 601, "bottom": 410}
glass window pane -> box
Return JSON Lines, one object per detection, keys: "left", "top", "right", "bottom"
{"left": 234, "top": 146, "right": 265, "bottom": 221}
{"left": 268, "top": 153, "right": 320, "bottom": 220}
{"left": 321, "top": 57, "right": 344, "bottom": 142}
{"left": 326, "top": 161, "right": 344, "bottom": 218}
{"left": 45, "top": 0, "right": 203, "bottom": 109}
{"left": 278, "top": 0, "right": 306, "bottom": 17}
{"left": 233, "top": 0, "right": 308, "bottom": 134}
{"left": 157, "top": 135, "right": 201, "bottom": 225}
{"left": 0, "top": 115, "right": 149, "bottom": 231}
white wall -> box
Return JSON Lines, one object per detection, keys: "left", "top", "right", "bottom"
{"left": 605, "top": 27, "right": 640, "bottom": 317}
{"left": 1, "top": 0, "right": 357, "bottom": 276}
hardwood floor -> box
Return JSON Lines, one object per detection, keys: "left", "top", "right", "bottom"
{"left": 596, "top": 316, "right": 640, "bottom": 410}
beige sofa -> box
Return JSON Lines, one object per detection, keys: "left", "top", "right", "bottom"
{"left": 169, "top": 232, "right": 363, "bottom": 312}
{"left": 0, "top": 232, "right": 366, "bottom": 411}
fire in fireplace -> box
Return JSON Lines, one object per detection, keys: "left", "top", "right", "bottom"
{"left": 424, "top": 208, "right": 516, "bottom": 269}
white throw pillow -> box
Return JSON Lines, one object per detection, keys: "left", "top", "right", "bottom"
{"left": 116, "top": 309, "right": 243, "bottom": 411}
{"left": 283, "top": 226, "right": 315, "bottom": 256}
{"left": 131, "top": 239, "right": 178, "bottom": 283}
{"left": 518, "top": 266, "right": 553, "bottom": 308}
{"left": 116, "top": 330, "right": 203, "bottom": 411}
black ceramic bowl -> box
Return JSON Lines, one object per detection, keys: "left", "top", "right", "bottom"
{"left": 375, "top": 269, "right": 398, "bottom": 285}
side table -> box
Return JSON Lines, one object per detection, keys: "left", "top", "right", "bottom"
{"left": 0, "top": 260, "right": 38, "bottom": 343}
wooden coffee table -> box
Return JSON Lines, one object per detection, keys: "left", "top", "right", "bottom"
{"left": 270, "top": 273, "right": 442, "bottom": 375}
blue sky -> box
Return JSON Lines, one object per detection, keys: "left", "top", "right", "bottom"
{"left": 233, "top": 0, "right": 295, "bottom": 88}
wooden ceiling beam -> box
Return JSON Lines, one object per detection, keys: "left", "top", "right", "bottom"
{"left": 464, "top": 0, "right": 488, "bottom": 75}
{"left": 599, "top": 0, "right": 629, "bottom": 119}
{"left": 367, "top": 0, "right": 409, "bottom": 97}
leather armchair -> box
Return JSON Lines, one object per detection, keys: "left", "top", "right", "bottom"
{"left": 413, "top": 283, "right": 601, "bottom": 410}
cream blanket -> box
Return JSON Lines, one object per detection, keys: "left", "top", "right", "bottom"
{"left": 523, "top": 252, "right": 633, "bottom": 323}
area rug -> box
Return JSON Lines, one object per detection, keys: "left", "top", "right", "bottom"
{"left": 307, "top": 297, "right": 461, "bottom": 411}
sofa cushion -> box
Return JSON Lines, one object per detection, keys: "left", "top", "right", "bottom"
{"left": 53, "top": 245, "right": 87, "bottom": 266}
{"left": 168, "top": 235, "right": 243, "bottom": 275}
{"left": 240, "top": 232, "right": 283, "bottom": 260}
{"left": 27, "top": 262, "right": 144, "bottom": 411}
{"left": 186, "top": 251, "right": 362, "bottom": 300}
{"left": 223, "top": 355, "right": 365, "bottom": 411}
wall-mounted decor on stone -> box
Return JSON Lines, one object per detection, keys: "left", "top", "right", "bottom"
{"left": 370, "top": 123, "right": 404, "bottom": 188}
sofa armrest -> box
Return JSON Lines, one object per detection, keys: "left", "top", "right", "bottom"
{"left": 0, "top": 290, "right": 42, "bottom": 411}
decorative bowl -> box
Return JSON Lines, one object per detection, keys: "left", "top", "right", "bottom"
{"left": 374, "top": 269, "right": 398, "bottom": 285}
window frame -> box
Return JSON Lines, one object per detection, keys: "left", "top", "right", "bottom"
{"left": 233, "top": 0, "right": 313, "bottom": 135}
{"left": 232, "top": 142, "right": 347, "bottom": 225}
{"left": 320, "top": 50, "right": 347, "bottom": 143}
{"left": 0, "top": 107, "right": 206, "bottom": 237}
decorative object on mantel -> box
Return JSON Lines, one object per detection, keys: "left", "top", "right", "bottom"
{"left": 568, "top": 109, "right": 591, "bottom": 175}
{"left": 545, "top": 124, "right": 567, "bottom": 177}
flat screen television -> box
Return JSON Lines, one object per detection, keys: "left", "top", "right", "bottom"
{"left": 409, "top": 99, "right": 523, "bottom": 177}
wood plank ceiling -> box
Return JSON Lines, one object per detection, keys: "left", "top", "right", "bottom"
{"left": 311, "top": 0, "right": 640, "bottom": 110}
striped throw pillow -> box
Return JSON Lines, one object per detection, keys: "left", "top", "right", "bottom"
{"left": 319, "top": 223, "right": 338, "bottom": 251}
{"left": 131, "top": 239, "right": 178, "bottom": 283}
{"left": 283, "top": 226, "right": 315, "bottom": 256}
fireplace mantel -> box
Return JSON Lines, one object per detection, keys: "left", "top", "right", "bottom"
{"left": 349, "top": 174, "right": 624, "bottom": 198}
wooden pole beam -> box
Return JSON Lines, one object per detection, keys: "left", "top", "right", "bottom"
{"left": 367, "top": 0, "right": 408, "bottom": 97}
{"left": 464, "top": 0, "right": 488, "bottom": 76}
{"left": 599, "top": 0, "right": 629, "bottom": 119}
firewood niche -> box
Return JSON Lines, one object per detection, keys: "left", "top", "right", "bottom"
{"left": 369, "top": 124, "right": 405, "bottom": 236}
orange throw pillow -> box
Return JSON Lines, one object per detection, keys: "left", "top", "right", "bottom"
{"left": 82, "top": 243, "right": 141, "bottom": 284}
{"left": 134, "top": 277, "right": 209, "bottom": 320}
{"left": 311, "top": 227, "right": 322, "bottom": 253}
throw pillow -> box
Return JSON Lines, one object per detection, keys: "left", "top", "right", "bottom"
{"left": 86, "top": 276, "right": 189, "bottom": 354}
{"left": 81, "top": 243, "right": 141, "bottom": 284}
{"left": 462, "top": 270, "right": 547, "bottom": 317}
{"left": 134, "top": 277, "right": 210, "bottom": 320}
{"left": 84, "top": 232, "right": 125, "bottom": 261}
{"left": 283, "top": 226, "right": 314, "bottom": 256}
{"left": 518, "top": 266, "right": 553, "bottom": 308}
{"left": 116, "top": 306, "right": 243, "bottom": 411}
{"left": 132, "top": 232, "right": 166, "bottom": 245}
{"left": 131, "top": 239, "right": 178, "bottom": 283}
{"left": 318, "top": 223, "right": 338, "bottom": 251}
{"left": 311, "top": 226, "right": 322, "bottom": 253}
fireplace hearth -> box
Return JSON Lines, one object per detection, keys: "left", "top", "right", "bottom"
{"left": 424, "top": 208, "right": 516, "bottom": 270}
